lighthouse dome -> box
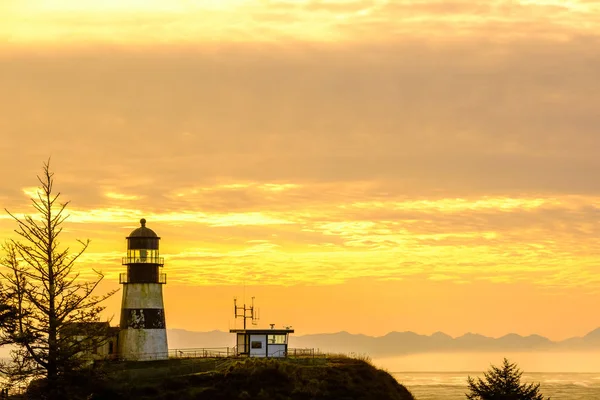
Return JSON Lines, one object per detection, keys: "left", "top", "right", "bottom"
{"left": 128, "top": 218, "right": 158, "bottom": 238}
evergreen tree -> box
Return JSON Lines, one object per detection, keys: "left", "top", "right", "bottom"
{"left": 0, "top": 161, "right": 116, "bottom": 399}
{"left": 466, "top": 358, "right": 549, "bottom": 400}
{"left": 0, "top": 301, "right": 16, "bottom": 343}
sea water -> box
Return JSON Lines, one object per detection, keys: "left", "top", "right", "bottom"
{"left": 392, "top": 372, "right": 600, "bottom": 400}
{"left": 375, "top": 352, "right": 600, "bottom": 399}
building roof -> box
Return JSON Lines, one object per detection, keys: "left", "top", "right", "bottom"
{"left": 61, "top": 321, "right": 119, "bottom": 337}
{"left": 128, "top": 218, "right": 159, "bottom": 238}
{"left": 230, "top": 329, "right": 294, "bottom": 334}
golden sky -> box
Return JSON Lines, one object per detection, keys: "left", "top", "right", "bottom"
{"left": 1, "top": 0, "right": 600, "bottom": 341}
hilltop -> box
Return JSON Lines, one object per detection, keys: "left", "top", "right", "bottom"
{"left": 23, "top": 357, "right": 414, "bottom": 400}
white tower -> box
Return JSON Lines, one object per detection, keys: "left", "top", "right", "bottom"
{"left": 118, "top": 219, "right": 168, "bottom": 360}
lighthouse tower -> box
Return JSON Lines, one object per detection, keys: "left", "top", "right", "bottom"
{"left": 118, "top": 219, "right": 168, "bottom": 360}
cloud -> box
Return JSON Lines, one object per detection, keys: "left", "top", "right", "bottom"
{"left": 1, "top": 0, "right": 599, "bottom": 44}
{"left": 105, "top": 192, "right": 142, "bottom": 200}
{"left": 3, "top": 187, "right": 598, "bottom": 288}
{"left": 2, "top": 36, "right": 600, "bottom": 202}
{"left": 1, "top": 5, "right": 600, "bottom": 293}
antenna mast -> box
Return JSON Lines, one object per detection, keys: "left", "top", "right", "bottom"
{"left": 234, "top": 296, "right": 259, "bottom": 329}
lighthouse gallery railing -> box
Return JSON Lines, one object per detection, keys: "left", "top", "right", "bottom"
{"left": 119, "top": 272, "right": 167, "bottom": 284}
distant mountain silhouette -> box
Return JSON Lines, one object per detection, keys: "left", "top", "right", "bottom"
{"left": 2, "top": 328, "right": 599, "bottom": 358}
{"left": 584, "top": 328, "right": 600, "bottom": 341}
{"left": 168, "top": 329, "right": 234, "bottom": 349}
{"left": 164, "top": 328, "right": 600, "bottom": 356}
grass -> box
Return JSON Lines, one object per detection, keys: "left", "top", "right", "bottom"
{"left": 15, "top": 356, "right": 415, "bottom": 399}
{"left": 60, "top": 357, "right": 415, "bottom": 400}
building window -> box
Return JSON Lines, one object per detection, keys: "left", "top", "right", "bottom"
{"left": 251, "top": 341, "right": 262, "bottom": 349}
{"left": 268, "top": 335, "right": 286, "bottom": 344}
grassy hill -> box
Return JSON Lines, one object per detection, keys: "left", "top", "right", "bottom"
{"left": 30, "top": 357, "right": 415, "bottom": 400}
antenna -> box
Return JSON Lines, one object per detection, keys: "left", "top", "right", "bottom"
{"left": 234, "top": 296, "right": 260, "bottom": 330}
{"left": 253, "top": 304, "right": 259, "bottom": 326}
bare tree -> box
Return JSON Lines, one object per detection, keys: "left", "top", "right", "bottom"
{"left": 0, "top": 161, "right": 116, "bottom": 397}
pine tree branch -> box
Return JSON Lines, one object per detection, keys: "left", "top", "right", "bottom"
{"left": 0, "top": 160, "right": 116, "bottom": 391}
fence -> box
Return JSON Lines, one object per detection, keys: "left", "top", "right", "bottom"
{"left": 105, "top": 347, "right": 324, "bottom": 362}
{"left": 169, "top": 347, "right": 233, "bottom": 359}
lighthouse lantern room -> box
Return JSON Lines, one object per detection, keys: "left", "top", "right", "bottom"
{"left": 118, "top": 219, "right": 168, "bottom": 360}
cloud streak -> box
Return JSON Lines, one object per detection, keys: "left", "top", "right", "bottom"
{"left": 1, "top": 0, "right": 599, "bottom": 44}
{"left": 3, "top": 184, "right": 598, "bottom": 289}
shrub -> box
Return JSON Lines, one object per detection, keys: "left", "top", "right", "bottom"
{"left": 466, "top": 358, "right": 549, "bottom": 400}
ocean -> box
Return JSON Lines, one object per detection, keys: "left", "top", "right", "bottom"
{"left": 374, "top": 352, "right": 600, "bottom": 399}
{"left": 392, "top": 372, "right": 600, "bottom": 400}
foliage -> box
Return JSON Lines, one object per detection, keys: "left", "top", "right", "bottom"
{"left": 466, "top": 358, "right": 549, "bottom": 400}
{"left": 0, "top": 160, "right": 117, "bottom": 398}
{"left": 0, "top": 301, "right": 17, "bottom": 344}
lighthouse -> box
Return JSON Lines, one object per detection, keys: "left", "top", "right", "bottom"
{"left": 118, "top": 219, "right": 168, "bottom": 360}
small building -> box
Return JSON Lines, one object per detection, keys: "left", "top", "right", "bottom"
{"left": 230, "top": 328, "right": 294, "bottom": 358}
{"left": 61, "top": 322, "right": 120, "bottom": 363}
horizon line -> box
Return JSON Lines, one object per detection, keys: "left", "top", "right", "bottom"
{"left": 168, "top": 327, "right": 600, "bottom": 341}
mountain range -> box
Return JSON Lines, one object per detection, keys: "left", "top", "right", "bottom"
{"left": 167, "top": 328, "right": 600, "bottom": 356}
{"left": 2, "top": 328, "right": 600, "bottom": 358}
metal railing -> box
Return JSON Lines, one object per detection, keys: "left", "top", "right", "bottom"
{"left": 169, "top": 347, "right": 234, "bottom": 359}
{"left": 116, "top": 351, "right": 171, "bottom": 361}
{"left": 110, "top": 347, "right": 234, "bottom": 361}
{"left": 119, "top": 272, "right": 167, "bottom": 284}
{"left": 227, "top": 346, "right": 321, "bottom": 358}
{"left": 122, "top": 256, "right": 164, "bottom": 265}
{"left": 98, "top": 347, "right": 324, "bottom": 362}
{"left": 287, "top": 348, "right": 321, "bottom": 357}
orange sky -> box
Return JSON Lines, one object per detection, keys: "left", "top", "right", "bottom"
{"left": 1, "top": 0, "right": 600, "bottom": 341}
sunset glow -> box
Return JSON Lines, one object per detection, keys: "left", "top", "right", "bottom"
{"left": 1, "top": 0, "right": 600, "bottom": 342}
{"left": 2, "top": 0, "right": 600, "bottom": 44}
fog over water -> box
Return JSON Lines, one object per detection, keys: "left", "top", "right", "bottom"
{"left": 392, "top": 372, "right": 600, "bottom": 400}
{"left": 374, "top": 351, "right": 600, "bottom": 373}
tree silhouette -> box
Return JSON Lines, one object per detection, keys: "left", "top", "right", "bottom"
{"left": 466, "top": 358, "right": 549, "bottom": 400}
{"left": 0, "top": 161, "right": 116, "bottom": 399}
{"left": 0, "top": 302, "right": 16, "bottom": 343}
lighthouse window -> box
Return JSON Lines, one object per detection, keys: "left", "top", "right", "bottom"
{"left": 127, "top": 249, "right": 159, "bottom": 262}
